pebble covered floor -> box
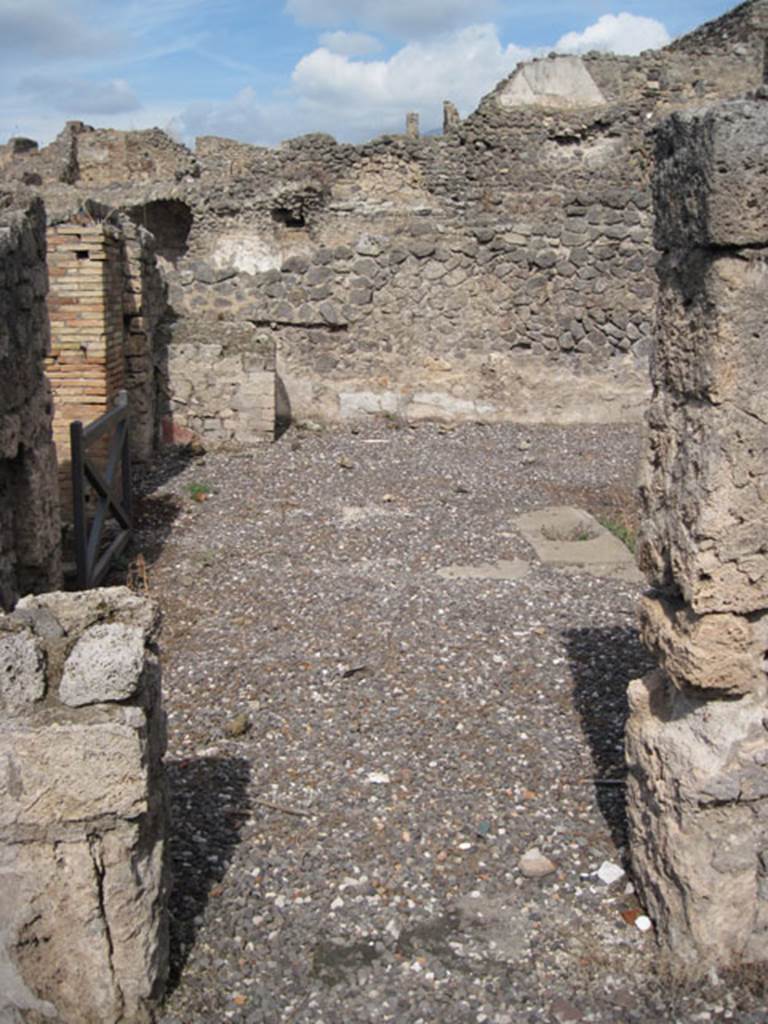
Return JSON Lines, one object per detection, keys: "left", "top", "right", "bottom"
{"left": 143, "top": 422, "right": 764, "bottom": 1024}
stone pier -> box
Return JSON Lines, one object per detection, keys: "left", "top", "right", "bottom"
{"left": 629, "top": 98, "right": 768, "bottom": 969}
{"left": 0, "top": 195, "right": 62, "bottom": 610}
{"left": 0, "top": 587, "right": 169, "bottom": 1022}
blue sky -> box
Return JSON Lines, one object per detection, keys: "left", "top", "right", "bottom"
{"left": 0, "top": 0, "right": 733, "bottom": 148}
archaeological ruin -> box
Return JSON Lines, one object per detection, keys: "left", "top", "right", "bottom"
{"left": 630, "top": 96, "right": 768, "bottom": 969}
{"left": 2, "top": 0, "right": 768, "bottom": 1017}
{"left": 1, "top": 0, "right": 767, "bottom": 453}
{"left": 0, "top": 587, "right": 169, "bottom": 1020}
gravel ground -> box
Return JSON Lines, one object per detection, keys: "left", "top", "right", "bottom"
{"left": 133, "top": 421, "right": 766, "bottom": 1024}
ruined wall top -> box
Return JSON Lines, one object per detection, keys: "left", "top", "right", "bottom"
{"left": 1, "top": 0, "right": 766, "bottom": 204}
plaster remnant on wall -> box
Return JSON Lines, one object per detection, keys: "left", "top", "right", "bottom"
{"left": 211, "top": 232, "right": 282, "bottom": 274}
{"left": 498, "top": 57, "right": 607, "bottom": 109}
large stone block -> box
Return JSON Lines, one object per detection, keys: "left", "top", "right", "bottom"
{"left": 15, "top": 585, "right": 158, "bottom": 640}
{"left": 59, "top": 622, "right": 147, "bottom": 706}
{"left": 653, "top": 250, "right": 768, "bottom": 420}
{"left": 0, "top": 823, "right": 167, "bottom": 1023}
{"left": 0, "top": 588, "right": 168, "bottom": 1023}
{"left": 654, "top": 99, "right": 768, "bottom": 251}
{"left": 626, "top": 670, "right": 768, "bottom": 968}
{"left": 637, "top": 390, "right": 768, "bottom": 614}
{"left": 639, "top": 593, "right": 768, "bottom": 695}
{"left": 0, "top": 715, "right": 153, "bottom": 830}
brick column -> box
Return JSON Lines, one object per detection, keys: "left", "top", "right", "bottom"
{"left": 46, "top": 223, "right": 125, "bottom": 519}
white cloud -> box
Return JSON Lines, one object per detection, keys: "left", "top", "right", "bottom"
{"left": 318, "top": 30, "right": 382, "bottom": 56}
{"left": 18, "top": 74, "right": 140, "bottom": 115}
{"left": 555, "top": 13, "right": 670, "bottom": 56}
{"left": 3, "top": 3, "right": 674, "bottom": 149}
{"left": 290, "top": 24, "right": 530, "bottom": 133}
{"left": 176, "top": 23, "right": 531, "bottom": 146}
{"left": 171, "top": 87, "right": 281, "bottom": 144}
{"left": 175, "top": 9, "right": 672, "bottom": 149}
{"left": 285, "top": 0, "right": 498, "bottom": 38}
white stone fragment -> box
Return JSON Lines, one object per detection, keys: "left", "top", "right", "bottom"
{"left": 596, "top": 861, "right": 625, "bottom": 885}
{"left": 635, "top": 915, "right": 653, "bottom": 933}
{"left": 366, "top": 772, "right": 391, "bottom": 784}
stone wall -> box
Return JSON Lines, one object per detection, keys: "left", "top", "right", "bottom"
{"left": 628, "top": 97, "right": 768, "bottom": 969}
{"left": 0, "top": 194, "right": 61, "bottom": 610}
{"left": 121, "top": 218, "right": 167, "bottom": 463}
{"left": 0, "top": 586, "right": 169, "bottom": 1022}
{"left": 161, "top": 318, "right": 276, "bottom": 446}
{"left": 2, "top": 1, "right": 768, "bottom": 428}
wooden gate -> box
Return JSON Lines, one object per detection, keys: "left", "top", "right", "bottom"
{"left": 70, "top": 391, "right": 132, "bottom": 589}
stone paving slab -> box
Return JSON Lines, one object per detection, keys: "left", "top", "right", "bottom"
{"left": 514, "top": 506, "right": 643, "bottom": 583}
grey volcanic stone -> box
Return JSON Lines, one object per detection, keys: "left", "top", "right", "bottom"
{"left": 654, "top": 100, "right": 768, "bottom": 250}
{"left": 0, "top": 628, "right": 45, "bottom": 712}
{"left": 59, "top": 622, "right": 146, "bottom": 706}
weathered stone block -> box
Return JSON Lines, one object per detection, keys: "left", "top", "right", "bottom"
{"left": 637, "top": 391, "right": 768, "bottom": 614}
{"left": 0, "top": 625, "right": 45, "bottom": 712}
{"left": 0, "top": 588, "right": 168, "bottom": 1023}
{"left": 654, "top": 100, "right": 768, "bottom": 251}
{"left": 626, "top": 670, "right": 768, "bottom": 968}
{"left": 639, "top": 593, "right": 768, "bottom": 695}
{"left": 59, "top": 622, "right": 146, "bottom": 706}
{"left": 654, "top": 249, "right": 768, "bottom": 418}
{"left": 16, "top": 585, "right": 158, "bottom": 640}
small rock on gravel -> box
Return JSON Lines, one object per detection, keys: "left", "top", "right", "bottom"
{"left": 519, "top": 847, "right": 557, "bottom": 879}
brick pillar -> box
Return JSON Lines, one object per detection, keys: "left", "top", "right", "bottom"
{"left": 46, "top": 224, "right": 126, "bottom": 520}
{"left": 628, "top": 98, "right": 768, "bottom": 970}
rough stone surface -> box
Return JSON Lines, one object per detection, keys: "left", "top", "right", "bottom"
{"left": 59, "top": 621, "right": 147, "bottom": 707}
{"left": 4, "top": 3, "right": 768, "bottom": 430}
{"left": 0, "top": 586, "right": 169, "bottom": 1024}
{"left": 653, "top": 100, "right": 768, "bottom": 249}
{"left": 638, "top": 100, "right": 768, "bottom": 613}
{"left": 639, "top": 593, "right": 768, "bottom": 696}
{"left": 161, "top": 320, "right": 275, "bottom": 446}
{"left": 0, "top": 625, "right": 46, "bottom": 712}
{"left": 626, "top": 671, "right": 768, "bottom": 967}
{"left": 0, "top": 195, "right": 61, "bottom": 609}
{"left": 630, "top": 94, "right": 768, "bottom": 973}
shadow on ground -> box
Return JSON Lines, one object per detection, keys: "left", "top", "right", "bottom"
{"left": 564, "top": 625, "right": 655, "bottom": 850}
{"left": 101, "top": 445, "right": 204, "bottom": 588}
{"left": 164, "top": 755, "right": 252, "bottom": 993}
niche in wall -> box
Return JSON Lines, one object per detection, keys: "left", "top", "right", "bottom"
{"left": 128, "top": 199, "right": 193, "bottom": 263}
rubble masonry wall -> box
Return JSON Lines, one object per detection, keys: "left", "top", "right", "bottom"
{"left": 0, "top": 195, "right": 61, "bottom": 610}
{"left": 3, "top": 2, "right": 767, "bottom": 429}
